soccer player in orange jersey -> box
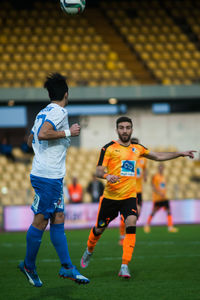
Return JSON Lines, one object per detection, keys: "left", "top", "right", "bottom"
{"left": 144, "top": 163, "right": 178, "bottom": 233}
{"left": 80, "top": 116, "right": 195, "bottom": 278}
{"left": 119, "top": 137, "right": 147, "bottom": 246}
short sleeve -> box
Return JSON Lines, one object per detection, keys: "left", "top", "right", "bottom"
{"left": 45, "top": 107, "right": 67, "bottom": 130}
{"left": 139, "top": 145, "right": 150, "bottom": 156}
{"left": 97, "top": 146, "right": 110, "bottom": 167}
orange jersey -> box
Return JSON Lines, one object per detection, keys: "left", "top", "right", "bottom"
{"left": 97, "top": 141, "right": 150, "bottom": 200}
{"left": 152, "top": 173, "right": 167, "bottom": 202}
{"left": 68, "top": 183, "right": 83, "bottom": 203}
{"left": 136, "top": 157, "right": 147, "bottom": 193}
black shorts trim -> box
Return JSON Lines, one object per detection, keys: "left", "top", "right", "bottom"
{"left": 154, "top": 200, "right": 170, "bottom": 209}
{"left": 137, "top": 193, "right": 143, "bottom": 206}
{"left": 96, "top": 197, "right": 137, "bottom": 228}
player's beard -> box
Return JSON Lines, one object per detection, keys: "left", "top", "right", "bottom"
{"left": 118, "top": 132, "right": 132, "bottom": 143}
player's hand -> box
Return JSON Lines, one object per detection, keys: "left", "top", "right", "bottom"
{"left": 70, "top": 123, "right": 81, "bottom": 136}
{"left": 180, "top": 150, "right": 196, "bottom": 159}
{"left": 106, "top": 174, "right": 120, "bottom": 183}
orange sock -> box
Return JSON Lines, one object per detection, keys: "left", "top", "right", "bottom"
{"left": 167, "top": 215, "right": 173, "bottom": 227}
{"left": 122, "top": 234, "right": 136, "bottom": 265}
{"left": 147, "top": 215, "right": 152, "bottom": 225}
{"left": 119, "top": 218, "right": 125, "bottom": 237}
{"left": 87, "top": 227, "right": 102, "bottom": 253}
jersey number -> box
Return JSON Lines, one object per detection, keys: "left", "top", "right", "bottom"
{"left": 36, "top": 114, "right": 46, "bottom": 143}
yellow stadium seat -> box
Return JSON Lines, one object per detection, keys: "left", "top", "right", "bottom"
{"left": 176, "top": 43, "right": 185, "bottom": 51}
{"left": 159, "top": 61, "right": 168, "bottom": 70}
{"left": 180, "top": 60, "right": 189, "bottom": 69}
{"left": 1, "top": 53, "right": 10, "bottom": 62}
{"left": 5, "top": 72, "right": 14, "bottom": 81}
{"left": 24, "top": 53, "right": 33, "bottom": 62}
{"left": 190, "top": 60, "right": 199, "bottom": 68}
{"left": 154, "top": 69, "right": 164, "bottom": 79}
{"left": 169, "top": 60, "right": 178, "bottom": 69}
{"left": 31, "top": 62, "right": 40, "bottom": 72}
{"left": 187, "top": 42, "right": 196, "bottom": 51}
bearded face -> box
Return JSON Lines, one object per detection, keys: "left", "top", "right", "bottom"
{"left": 117, "top": 122, "right": 133, "bottom": 143}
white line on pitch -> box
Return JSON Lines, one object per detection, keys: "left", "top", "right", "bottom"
{"left": 1, "top": 254, "right": 200, "bottom": 264}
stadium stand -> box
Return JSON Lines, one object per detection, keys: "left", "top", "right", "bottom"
{"left": 0, "top": 0, "right": 200, "bottom": 87}
{"left": 0, "top": 1, "right": 139, "bottom": 87}
{"left": 101, "top": 0, "right": 200, "bottom": 85}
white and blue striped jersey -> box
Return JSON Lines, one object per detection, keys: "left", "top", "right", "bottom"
{"left": 31, "top": 103, "right": 70, "bottom": 179}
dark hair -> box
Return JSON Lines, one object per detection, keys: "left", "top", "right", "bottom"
{"left": 116, "top": 116, "right": 133, "bottom": 128}
{"left": 44, "top": 73, "right": 68, "bottom": 101}
{"left": 131, "top": 137, "right": 139, "bottom": 144}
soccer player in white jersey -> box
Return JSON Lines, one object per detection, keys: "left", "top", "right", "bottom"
{"left": 18, "top": 73, "right": 90, "bottom": 287}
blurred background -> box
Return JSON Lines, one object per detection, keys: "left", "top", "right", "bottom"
{"left": 0, "top": 0, "right": 200, "bottom": 230}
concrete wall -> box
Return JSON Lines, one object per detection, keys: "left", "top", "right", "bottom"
{"left": 80, "top": 108, "right": 200, "bottom": 154}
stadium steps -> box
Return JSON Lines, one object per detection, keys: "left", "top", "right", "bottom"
{"left": 86, "top": 9, "right": 156, "bottom": 84}
{"left": 161, "top": 2, "right": 200, "bottom": 51}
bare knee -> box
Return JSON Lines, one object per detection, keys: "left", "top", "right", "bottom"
{"left": 32, "top": 214, "right": 48, "bottom": 231}
{"left": 51, "top": 212, "right": 65, "bottom": 224}
{"left": 125, "top": 215, "right": 137, "bottom": 227}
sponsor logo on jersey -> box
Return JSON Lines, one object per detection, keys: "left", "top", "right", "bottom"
{"left": 160, "top": 182, "right": 165, "bottom": 188}
{"left": 121, "top": 160, "right": 136, "bottom": 176}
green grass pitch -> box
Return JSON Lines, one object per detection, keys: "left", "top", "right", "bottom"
{"left": 0, "top": 225, "right": 200, "bottom": 300}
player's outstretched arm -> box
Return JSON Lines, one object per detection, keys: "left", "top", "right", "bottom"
{"left": 38, "top": 122, "right": 80, "bottom": 140}
{"left": 144, "top": 150, "right": 196, "bottom": 161}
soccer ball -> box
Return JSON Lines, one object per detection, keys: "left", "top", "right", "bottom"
{"left": 60, "top": 0, "right": 85, "bottom": 15}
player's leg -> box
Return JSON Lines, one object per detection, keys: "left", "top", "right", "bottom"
{"left": 18, "top": 213, "right": 47, "bottom": 287}
{"left": 144, "top": 203, "right": 159, "bottom": 233}
{"left": 164, "top": 201, "right": 179, "bottom": 233}
{"left": 18, "top": 175, "right": 54, "bottom": 287}
{"left": 51, "top": 212, "right": 90, "bottom": 284}
{"left": 119, "top": 215, "right": 125, "bottom": 246}
{"left": 80, "top": 197, "right": 118, "bottom": 268}
{"left": 118, "top": 198, "right": 137, "bottom": 278}
{"left": 50, "top": 212, "right": 73, "bottom": 269}
{"left": 80, "top": 226, "right": 105, "bottom": 269}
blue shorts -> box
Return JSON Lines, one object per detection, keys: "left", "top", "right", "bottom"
{"left": 30, "top": 174, "right": 64, "bottom": 219}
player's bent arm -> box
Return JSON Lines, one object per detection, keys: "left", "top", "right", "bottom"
{"left": 38, "top": 122, "right": 80, "bottom": 140}
{"left": 27, "top": 134, "right": 33, "bottom": 147}
{"left": 38, "top": 122, "right": 65, "bottom": 140}
{"left": 96, "top": 166, "right": 107, "bottom": 178}
{"left": 96, "top": 166, "right": 120, "bottom": 183}
{"left": 143, "top": 150, "right": 196, "bottom": 161}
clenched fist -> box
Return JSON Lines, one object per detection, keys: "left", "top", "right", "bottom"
{"left": 70, "top": 123, "right": 81, "bottom": 136}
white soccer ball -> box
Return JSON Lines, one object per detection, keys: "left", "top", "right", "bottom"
{"left": 60, "top": 0, "right": 85, "bottom": 15}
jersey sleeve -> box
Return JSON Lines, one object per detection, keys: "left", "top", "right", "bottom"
{"left": 97, "top": 146, "right": 111, "bottom": 167}
{"left": 139, "top": 144, "right": 150, "bottom": 156}
{"left": 45, "top": 107, "right": 66, "bottom": 130}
